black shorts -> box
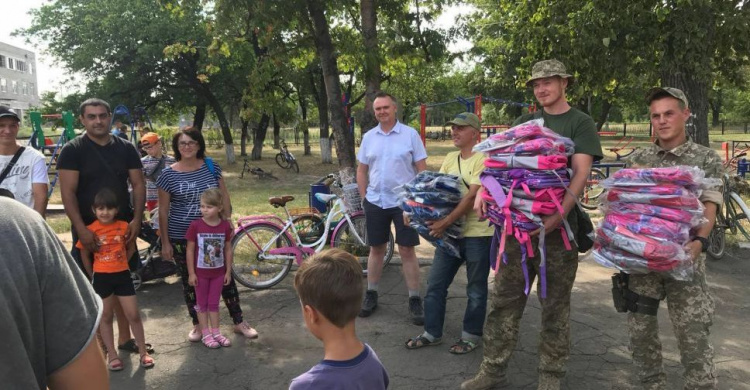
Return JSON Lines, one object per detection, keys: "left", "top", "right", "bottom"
{"left": 363, "top": 199, "right": 420, "bottom": 247}
{"left": 92, "top": 270, "right": 136, "bottom": 298}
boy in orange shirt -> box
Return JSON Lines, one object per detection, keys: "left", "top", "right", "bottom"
{"left": 78, "top": 188, "right": 154, "bottom": 371}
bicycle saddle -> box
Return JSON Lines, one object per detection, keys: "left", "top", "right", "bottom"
{"left": 315, "top": 193, "right": 337, "bottom": 203}
{"left": 269, "top": 195, "right": 295, "bottom": 207}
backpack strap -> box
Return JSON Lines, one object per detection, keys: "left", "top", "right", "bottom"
{"left": 0, "top": 147, "right": 25, "bottom": 185}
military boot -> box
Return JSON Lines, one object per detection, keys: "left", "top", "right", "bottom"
{"left": 460, "top": 370, "right": 506, "bottom": 390}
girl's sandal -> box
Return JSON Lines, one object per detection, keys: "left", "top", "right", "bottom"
{"left": 107, "top": 357, "right": 124, "bottom": 371}
{"left": 140, "top": 354, "right": 155, "bottom": 369}
{"left": 449, "top": 338, "right": 478, "bottom": 355}
{"left": 213, "top": 333, "right": 231, "bottom": 347}
{"left": 202, "top": 335, "right": 220, "bottom": 349}
{"left": 404, "top": 334, "right": 442, "bottom": 349}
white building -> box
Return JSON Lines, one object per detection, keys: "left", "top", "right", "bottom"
{"left": 0, "top": 41, "right": 40, "bottom": 119}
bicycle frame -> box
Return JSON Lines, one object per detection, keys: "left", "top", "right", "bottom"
{"left": 234, "top": 195, "right": 366, "bottom": 265}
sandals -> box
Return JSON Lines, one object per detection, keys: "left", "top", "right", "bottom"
{"left": 405, "top": 334, "right": 442, "bottom": 349}
{"left": 118, "top": 339, "right": 155, "bottom": 354}
{"left": 213, "top": 333, "right": 231, "bottom": 347}
{"left": 140, "top": 354, "right": 155, "bottom": 369}
{"left": 107, "top": 356, "right": 124, "bottom": 371}
{"left": 202, "top": 334, "right": 221, "bottom": 349}
{"left": 449, "top": 338, "right": 478, "bottom": 354}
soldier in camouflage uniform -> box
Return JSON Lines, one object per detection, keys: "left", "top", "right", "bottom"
{"left": 622, "top": 87, "right": 722, "bottom": 390}
{"left": 462, "top": 60, "right": 603, "bottom": 390}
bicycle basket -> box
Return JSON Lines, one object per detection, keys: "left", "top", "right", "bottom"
{"left": 289, "top": 207, "right": 319, "bottom": 217}
{"left": 342, "top": 183, "right": 363, "bottom": 212}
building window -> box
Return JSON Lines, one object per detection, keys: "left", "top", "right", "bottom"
{"left": 15, "top": 60, "right": 26, "bottom": 72}
{"left": 0, "top": 55, "right": 5, "bottom": 68}
{"left": 11, "top": 80, "right": 18, "bottom": 94}
{"left": 0, "top": 78, "right": 6, "bottom": 93}
{"left": 7, "top": 58, "right": 13, "bottom": 70}
{"left": 30, "top": 83, "right": 35, "bottom": 96}
{"left": 22, "top": 81, "right": 27, "bottom": 95}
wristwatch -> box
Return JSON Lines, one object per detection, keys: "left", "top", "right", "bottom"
{"left": 692, "top": 236, "right": 708, "bottom": 253}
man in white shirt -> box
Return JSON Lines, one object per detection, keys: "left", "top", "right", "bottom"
{"left": 0, "top": 106, "right": 49, "bottom": 216}
{"left": 356, "top": 91, "right": 428, "bottom": 325}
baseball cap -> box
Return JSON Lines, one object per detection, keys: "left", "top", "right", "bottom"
{"left": 445, "top": 112, "right": 481, "bottom": 131}
{"left": 141, "top": 132, "right": 160, "bottom": 146}
{"left": 0, "top": 106, "right": 21, "bottom": 122}
{"left": 526, "top": 59, "right": 574, "bottom": 86}
{"left": 645, "top": 87, "right": 689, "bottom": 108}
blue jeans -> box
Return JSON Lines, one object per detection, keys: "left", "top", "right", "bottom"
{"left": 424, "top": 236, "right": 492, "bottom": 339}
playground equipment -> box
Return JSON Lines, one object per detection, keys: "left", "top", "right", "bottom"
{"left": 418, "top": 95, "right": 532, "bottom": 144}
{"left": 110, "top": 105, "right": 155, "bottom": 145}
{"left": 28, "top": 111, "right": 77, "bottom": 197}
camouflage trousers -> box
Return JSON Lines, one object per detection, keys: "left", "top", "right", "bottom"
{"left": 479, "top": 229, "right": 579, "bottom": 380}
{"left": 628, "top": 254, "right": 717, "bottom": 390}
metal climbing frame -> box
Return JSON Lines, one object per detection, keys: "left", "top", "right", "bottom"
{"left": 28, "top": 111, "right": 77, "bottom": 197}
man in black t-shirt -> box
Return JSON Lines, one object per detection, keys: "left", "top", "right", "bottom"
{"left": 57, "top": 97, "right": 146, "bottom": 353}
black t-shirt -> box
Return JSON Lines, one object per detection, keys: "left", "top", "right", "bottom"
{"left": 56, "top": 134, "right": 143, "bottom": 225}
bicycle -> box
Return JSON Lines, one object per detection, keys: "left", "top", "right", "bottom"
{"left": 275, "top": 140, "right": 299, "bottom": 173}
{"left": 230, "top": 178, "right": 395, "bottom": 289}
{"left": 240, "top": 158, "right": 278, "bottom": 180}
{"left": 580, "top": 167, "right": 607, "bottom": 210}
{"left": 707, "top": 173, "right": 750, "bottom": 259}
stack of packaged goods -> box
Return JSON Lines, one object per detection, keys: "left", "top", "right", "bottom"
{"left": 474, "top": 119, "right": 576, "bottom": 297}
{"left": 397, "top": 171, "right": 464, "bottom": 257}
{"left": 593, "top": 166, "right": 719, "bottom": 280}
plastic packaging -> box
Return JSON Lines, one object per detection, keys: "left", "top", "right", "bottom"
{"left": 485, "top": 154, "right": 568, "bottom": 170}
{"left": 593, "top": 244, "right": 693, "bottom": 281}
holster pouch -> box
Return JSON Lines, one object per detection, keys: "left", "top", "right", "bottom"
{"left": 611, "top": 273, "right": 660, "bottom": 316}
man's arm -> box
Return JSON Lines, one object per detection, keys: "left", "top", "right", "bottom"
{"left": 32, "top": 183, "right": 48, "bottom": 218}
{"left": 217, "top": 177, "right": 232, "bottom": 220}
{"left": 126, "top": 168, "right": 146, "bottom": 243}
{"left": 688, "top": 201, "right": 717, "bottom": 260}
{"left": 59, "top": 169, "right": 98, "bottom": 252}
{"left": 356, "top": 163, "right": 369, "bottom": 199}
{"left": 415, "top": 158, "right": 427, "bottom": 173}
{"left": 47, "top": 335, "right": 108, "bottom": 390}
{"left": 534, "top": 153, "right": 593, "bottom": 235}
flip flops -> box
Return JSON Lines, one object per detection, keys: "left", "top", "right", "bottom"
{"left": 118, "top": 339, "right": 154, "bottom": 354}
{"left": 404, "top": 334, "right": 442, "bottom": 349}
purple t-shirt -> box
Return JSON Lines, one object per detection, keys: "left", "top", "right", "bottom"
{"left": 289, "top": 344, "right": 389, "bottom": 390}
{"left": 185, "top": 218, "right": 233, "bottom": 278}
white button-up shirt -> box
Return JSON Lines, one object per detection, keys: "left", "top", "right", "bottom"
{"left": 357, "top": 121, "right": 428, "bottom": 208}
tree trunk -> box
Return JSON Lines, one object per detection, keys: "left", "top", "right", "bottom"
{"left": 662, "top": 72, "right": 710, "bottom": 146}
{"left": 251, "top": 113, "right": 270, "bottom": 160}
{"left": 359, "top": 0, "right": 381, "bottom": 134}
{"left": 298, "top": 86, "right": 311, "bottom": 155}
{"left": 307, "top": 0, "right": 356, "bottom": 177}
{"left": 193, "top": 101, "right": 206, "bottom": 130}
{"left": 710, "top": 92, "right": 721, "bottom": 127}
{"left": 201, "top": 88, "right": 235, "bottom": 164}
{"left": 595, "top": 99, "right": 612, "bottom": 131}
{"left": 240, "top": 118, "right": 249, "bottom": 157}
{"left": 313, "top": 68, "right": 332, "bottom": 163}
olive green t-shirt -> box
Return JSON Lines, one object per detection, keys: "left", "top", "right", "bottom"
{"left": 513, "top": 108, "right": 604, "bottom": 162}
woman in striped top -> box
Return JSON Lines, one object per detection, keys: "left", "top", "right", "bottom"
{"left": 157, "top": 128, "right": 259, "bottom": 342}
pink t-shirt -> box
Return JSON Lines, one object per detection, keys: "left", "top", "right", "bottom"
{"left": 185, "top": 218, "right": 233, "bottom": 278}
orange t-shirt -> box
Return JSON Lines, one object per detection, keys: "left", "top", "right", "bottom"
{"left": 75, "top": 220, "right": 129, "bottom": 273}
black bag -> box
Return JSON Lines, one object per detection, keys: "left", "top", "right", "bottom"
{"left": 574, "top": 204, "right": 595, "bottom": 253}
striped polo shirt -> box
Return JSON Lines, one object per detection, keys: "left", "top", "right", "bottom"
{"left": 156, "top": 162, "right": 222, "bottom": 241}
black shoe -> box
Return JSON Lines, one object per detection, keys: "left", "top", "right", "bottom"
{"left": 359, "top": 290, "right": 378, "bottom": 317}
{"left": 409, "top": 296, "right": 424, "bottom": 325}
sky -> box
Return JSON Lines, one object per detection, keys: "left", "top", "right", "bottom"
{"left": 1, "top": 2, "right": 471, "bottom": 97}
{"left": 2, "top": 0, "right": 68, "bottom": 96}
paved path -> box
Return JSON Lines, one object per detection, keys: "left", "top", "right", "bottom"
{"left": 107, "top": 245, "right": 750, "bottom": 390}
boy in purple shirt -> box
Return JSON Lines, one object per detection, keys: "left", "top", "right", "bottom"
{"left": 290, "top": 249, "right": 389, "bottom": 390}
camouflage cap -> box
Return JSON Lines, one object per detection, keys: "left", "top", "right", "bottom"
{"left": 526, "top": 59, "right": 574, "bottom": 86}
{"left": 645, "top": 87, "right": 689, "bottom": 108}
{"left": 445, "top": 112, "right": 481, "bottom": 131}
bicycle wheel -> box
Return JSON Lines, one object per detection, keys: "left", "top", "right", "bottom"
{"left": 331, "top": 214, "right": 394, "bottom": 275}
{"left": 292, "top": 214, "right": 324, "bottom": 245}
{"left": 290, "top": 160, "right": 299, "bottom": 173}
{"left": 231, "top": 223, "right": 294, "bottom": 289}
{"left": 707, "top": 223, "right": 726, "bottom": 260}
{"left": 726, "top": 192, "right": 750, "bottom": 242}
{"left": 580, "top": 168, "right": 606, "bottom": 210}
{"left": 275, "top": 153, "right": 290, "bottom": 169}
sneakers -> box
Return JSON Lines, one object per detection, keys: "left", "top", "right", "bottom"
{"left": 188, "top": 326, "right": 202, "bottom": 342}
{"left": 234, "top": 322, "right": 259, "bottom": 339}
{"left": 460, "top": 371, "right": 507, "bottom": 390}
{"left": 359, "top": 290, "right": 378, "bottom": 317}
{"left": 409, "top": 296, "right": 424, "bottom": 325}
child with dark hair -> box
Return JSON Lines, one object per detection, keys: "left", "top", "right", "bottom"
{"left": 290, "top": 248, "right": 389, "bottom": 389}
{"left": 77, "top": 188, "right": 154, "bottom": 371}
{"left": 185, "top": 188, "right": 234, "bottom": 348}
